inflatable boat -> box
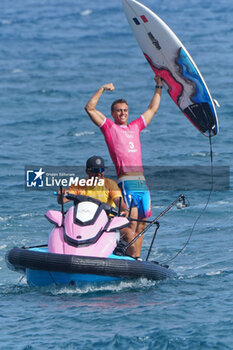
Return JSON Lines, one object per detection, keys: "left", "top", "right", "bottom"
{"left": 6, "top": 194, "right": 178, "bottom": 286}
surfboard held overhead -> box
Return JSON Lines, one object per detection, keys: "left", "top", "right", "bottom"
{"left": 121, "top": 0, "right": 219, "bottom": 137}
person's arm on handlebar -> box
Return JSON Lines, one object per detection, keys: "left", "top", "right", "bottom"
{"left": 57, "top": 189, "right": 69, "bottom": 205}
{"left": 113, "top": 197, "right": 130, "bottom": 217}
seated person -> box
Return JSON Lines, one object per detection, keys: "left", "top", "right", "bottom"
{"left": 57, "top": 155, "right": 138, "bottom": 258}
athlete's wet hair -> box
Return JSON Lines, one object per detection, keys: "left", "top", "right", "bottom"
{"left": 111, "top": 99, "right": 128, "bottom": 112}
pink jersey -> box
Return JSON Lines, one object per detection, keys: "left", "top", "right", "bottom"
{"left": 100, "top": 115, "right": 147, "bottom": 176}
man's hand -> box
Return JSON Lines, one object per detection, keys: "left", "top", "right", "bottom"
{"left": 154, "top": 75, "right": 162, "bottom": 85}
{"left": 57, "top": 189, "right": 69, "bottom": 204}
{"left": 120, "top": 209, "right": 130, "bottom": 217}
{"left": 103, "top": 83, "right": 114, "bottom": 91}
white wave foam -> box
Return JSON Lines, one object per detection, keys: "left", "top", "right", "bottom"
{"left": 0, "top": 216, "right": 12, "bottom": 222}
{"left": 20, "top": 213, "right": 34, "bottom": 218}
{"left": 11, "top": 69, "right": 23, "bottom": 74}
{"left": 46, "top": 278, "right": 156, "bottom": 296}
{"left": 191, "top": 152, "right": 207, "bottom": 157}
{"left": 206, "top": 270, "right": 222, "bottom": 276}
{"left": 81, "top": 9, "right": 92, "bottom": 16}
{"left": 141, "top": 129, "right": 151, "bottom": 133}
{"left": 151, "top": 205, "right": 163, "bottom": 209}
{"left": 0, "top": 212, "right": 34, "bottom": 222}
{"left": 1, "top": 19, "right": 12, "bottom": 25}
{"left": 74, "top": 131, "right": 95, "bottom": 137}
{"left": 215, "top": 200, "right": 230, "bottom": 205}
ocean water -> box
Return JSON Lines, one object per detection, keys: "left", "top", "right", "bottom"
{"left": 1, "top": 0, "right": 233, "bottom": 349}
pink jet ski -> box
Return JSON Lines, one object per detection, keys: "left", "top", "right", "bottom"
{"left": 6, "top": 194, "right": 179, "bottom": 286}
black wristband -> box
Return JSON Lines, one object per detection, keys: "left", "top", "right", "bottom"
{"left": 156, "top": 85, "right": 163, "bottom": 89}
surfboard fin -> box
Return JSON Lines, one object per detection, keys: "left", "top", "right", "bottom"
{"left": 213, "top": 99, "right": 220, "bottom": 108}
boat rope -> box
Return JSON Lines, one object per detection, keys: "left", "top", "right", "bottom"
{"left": 161, "top": 132, "right": 214, "bottom": 264}
{"left": 15, "top": 274, "right": 25, "bottom": 287}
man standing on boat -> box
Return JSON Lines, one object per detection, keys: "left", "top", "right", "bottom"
{"left": 84, "top": 75, "right": 162, "bottom": 259}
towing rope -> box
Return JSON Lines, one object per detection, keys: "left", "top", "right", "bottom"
{"left": 161, "top": 133, "right": 214, "bottom": 264}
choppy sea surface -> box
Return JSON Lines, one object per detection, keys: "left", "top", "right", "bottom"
{"left": 1, "top": 0, "right": 233, "bottom": 349}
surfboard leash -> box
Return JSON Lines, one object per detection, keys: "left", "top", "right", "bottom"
{"left": 161, "top": 132, "right": 214, "bottom": 265}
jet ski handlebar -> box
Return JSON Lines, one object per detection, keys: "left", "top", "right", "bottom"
{"left": 65, "top": 193, "right": 119, "bottom": 216}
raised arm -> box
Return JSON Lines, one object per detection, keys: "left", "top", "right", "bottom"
{"left": 142, "top": 76, "right": 162, "bottom": 126}
{"left": 84, "top": 83, "right": 114, "bottom": 127}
